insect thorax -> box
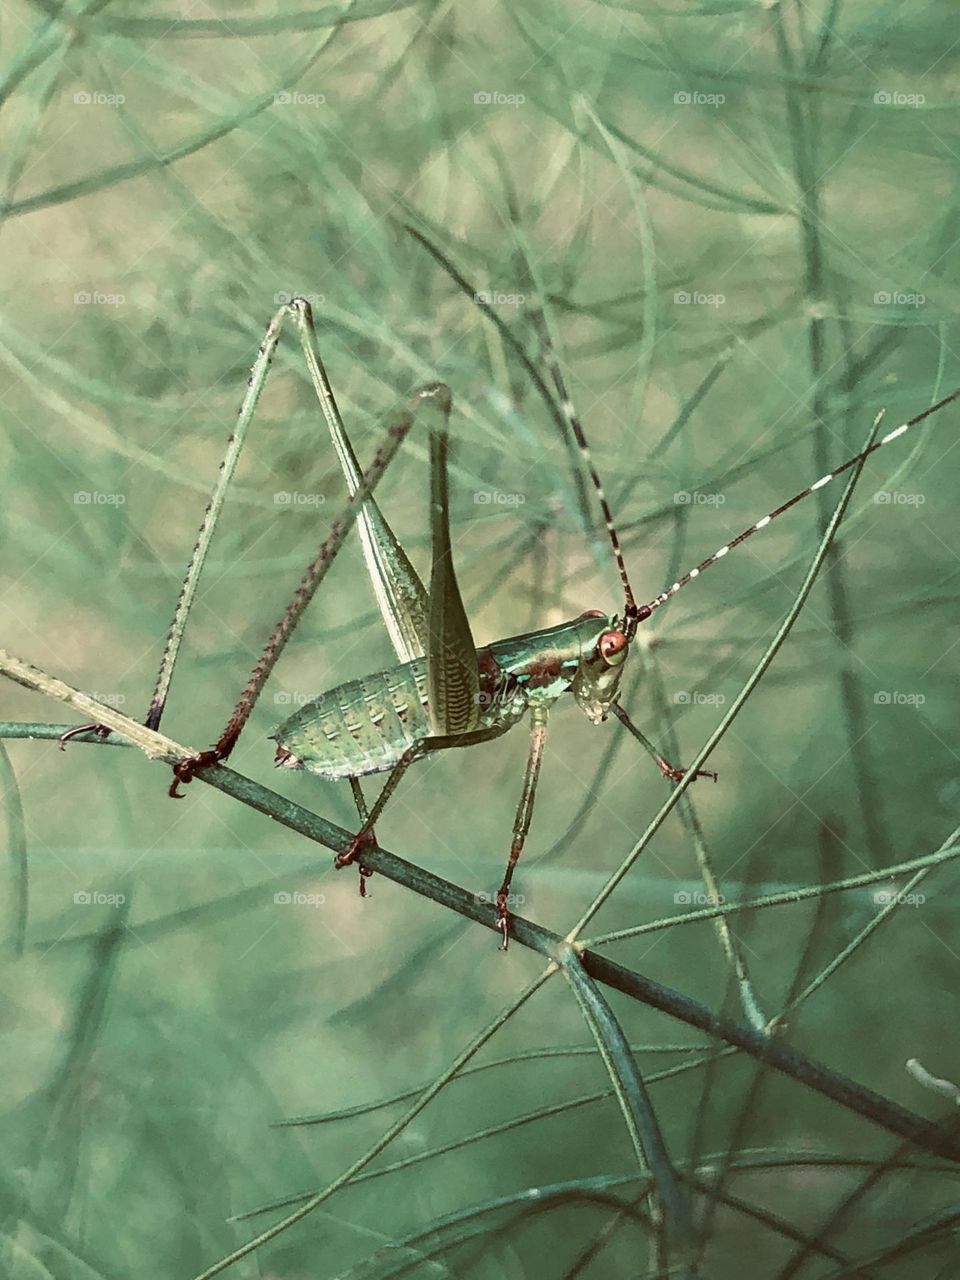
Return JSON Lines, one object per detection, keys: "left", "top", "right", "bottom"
{"left": 486, "top": 611, "right": 628, "bottom": 724}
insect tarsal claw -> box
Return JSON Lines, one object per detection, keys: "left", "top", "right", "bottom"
{"left": 358, "top": 864, "right": 375, "bottom": 898}
{"left": 335, "top": 829, "right": 377, "bottom": 871}
{"left": 169, "top": 747, "right": 226, "bottom": 798}
{"left": 58, "top": 722, "right": 111, "bottom": 751}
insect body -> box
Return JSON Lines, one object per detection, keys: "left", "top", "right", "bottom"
{"left": 273, "top": 611, "right": 626, "bottom": 780}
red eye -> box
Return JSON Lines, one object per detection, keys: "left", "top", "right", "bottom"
{"left": 598, "top": 630, "right": 629, "bottom": 665}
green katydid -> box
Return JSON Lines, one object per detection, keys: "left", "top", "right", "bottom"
{"left": 62, "top": 295, "right": 960, "bottom": 949}
{"left": 173, "top": 298, "right": 960, "bottom": 947}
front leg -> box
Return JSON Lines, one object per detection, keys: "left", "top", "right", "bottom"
{"left": 610, "top": 703, "right": 718, "bottom": 783}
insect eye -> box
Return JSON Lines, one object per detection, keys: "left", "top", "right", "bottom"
{"left": 598, "top": 630, "right": 629, "bottom": 665}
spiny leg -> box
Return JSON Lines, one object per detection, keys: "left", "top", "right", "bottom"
{"left": 59, "top": 306, "right": 299, "bottom": 757}
{"left": 348, "top": 777, "right": 374, "bottom": 897}
{"left": 170, "top": 373, "right": 450, "bottom": 796}
{"left": 610, "top": 702, "right": 717, "bottom": 784}
{"left": 496, "top": 707, "right": 548, "bottom": 951}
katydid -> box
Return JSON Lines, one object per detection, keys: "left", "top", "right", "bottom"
{"left": 265, "top": 318, "right": 960, "bottom": 947}
{"left": 63, "top": 295, "right": 960, "bottom": 949}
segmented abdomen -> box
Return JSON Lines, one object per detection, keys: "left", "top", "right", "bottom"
{"left": 274, "top": 660, "right": 433, "bottom": 779}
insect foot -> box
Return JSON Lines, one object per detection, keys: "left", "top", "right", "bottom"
{"left": 662, "top": 765, "right": 719, "bottom": 784}
{"left": 334, "top": 829, "right": 378, "bottom": 899}
{"left": 496, "top": 889, "right": 511, "bottom": 952}
{"left": 58, "top": 723, "right": 112, "bottom": 749}
{"left": 169, "top": 748, "right": 227, "bottom": 798}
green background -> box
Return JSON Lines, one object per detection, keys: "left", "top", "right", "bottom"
{"left": 2, "top": 2, "right": 959, "bottom": 1276}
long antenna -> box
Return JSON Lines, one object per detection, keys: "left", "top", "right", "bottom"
{"left": 528, "top": 302, "right": 640, "bottom": 630}
{"left": 636, "top": 386, "right": 960, "bottom": 622}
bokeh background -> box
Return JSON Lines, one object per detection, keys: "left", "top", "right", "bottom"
{"left": 2, "top": 2, "right": 960, "bottom": 1277}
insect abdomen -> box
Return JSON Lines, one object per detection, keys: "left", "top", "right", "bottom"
{"left": 273, "top": 661, "right": 433, "bottom": 779}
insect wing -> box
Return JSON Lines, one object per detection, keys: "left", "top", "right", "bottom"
{"left": 425, "top": 390, "right": 481, "bottom": 735}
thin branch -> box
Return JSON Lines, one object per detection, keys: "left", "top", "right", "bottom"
{"left": 561, "top": 945, "right": 693, "bottom": 1270}
{"left": 1, "top": 677, "right": 959, "bottom": 1167}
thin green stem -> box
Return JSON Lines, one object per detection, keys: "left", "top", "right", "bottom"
{"left": 561, "top": 945, "right": 693, "bottom": 1271}
{"left": 585, "top": 841, "right": 960, "bottom": 948}
{"left": 190, "top": 967, "right": 555, "bottom": 1280}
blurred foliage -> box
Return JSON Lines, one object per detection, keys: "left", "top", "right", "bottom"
{"left": 2, "top": 0, "right": 960, "bottom": 1276}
